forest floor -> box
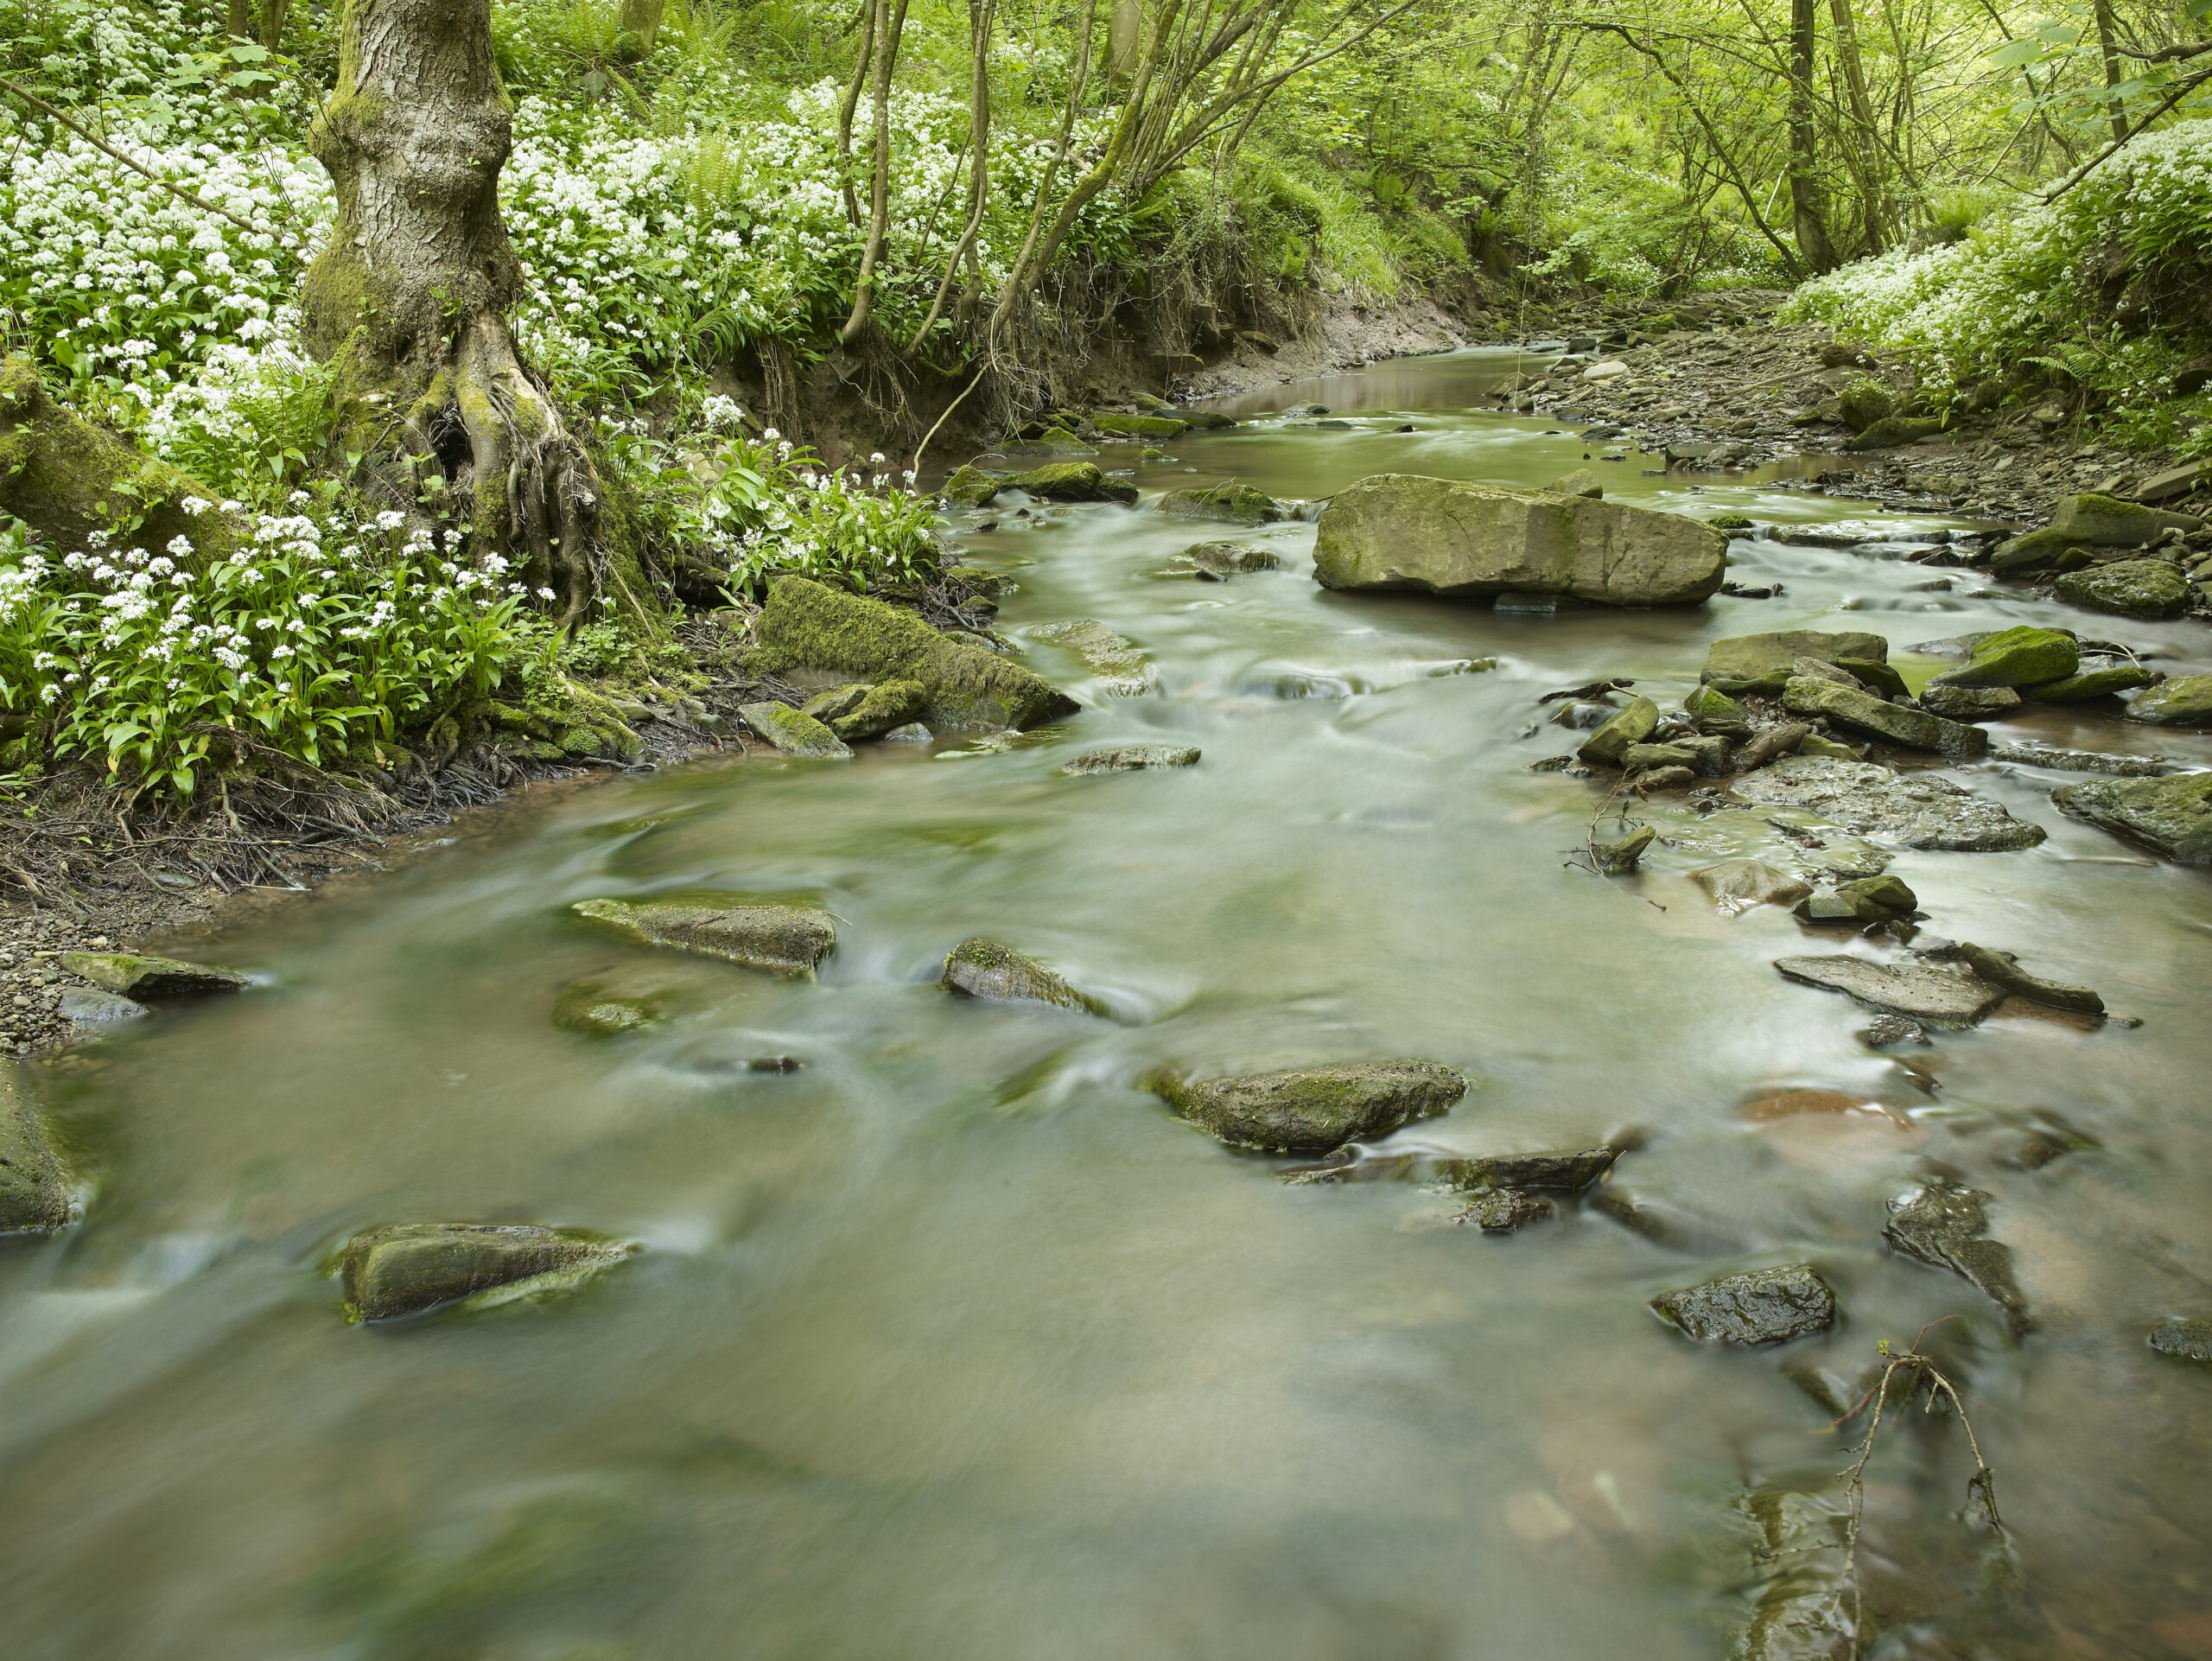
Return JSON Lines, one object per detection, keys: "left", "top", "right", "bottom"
{"left": 11, "top": 296, "right": 2199, "bottom": 1057}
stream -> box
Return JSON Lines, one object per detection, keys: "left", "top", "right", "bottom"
{"left": 4, "top": 349, "right": 2210, "bottom": 1659}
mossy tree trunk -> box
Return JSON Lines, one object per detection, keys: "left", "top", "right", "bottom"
{"left": 302, "top": 0, "right": 601, "bottom": 623}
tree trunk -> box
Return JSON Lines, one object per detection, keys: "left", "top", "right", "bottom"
{"left": 1109, "top": 0, "right": 1143, "bottom": 85}
{"left": 302, "top": 0, "right": 601, "bottom": 624}
{"left": 1787, "top": 0, "right": 1836, "bottom": 273}
{"left": 226, "top": 0, "right": 255, "bottom": 41}
{"left": 2090, "top": 0, "right": 2130, "bottom": 144}
{"left": 617, "top": 0, "right": 666, "bottom": 62}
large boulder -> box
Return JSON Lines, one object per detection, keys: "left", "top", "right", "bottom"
{"left": 0, "top": 1065, "right": 72, "bottom": 1234}
{"left": 573, "top": 895, "right": 836, "bottom": 976}
{"left": 1144, "top": 1059, "right": 1466, "bottom": 1153}
{"left": 2055, "top": 559, "right": 2190, "bottom": 620}
{"left": 747, "top": 576, "right": 1078, "bottom": 731}
{"left": 1781, "top": 678, "right": 1985, "bottom": 757}
{"left": 1312, "top": 474, "right": 1725, "bottom": 607}
{"left": 1928, "top": 625, "right": 2077, "bottom": 689}
{"left": 2052, "top": 772, "right": 2212, "bottom": 863}
{"left": 2124, "top": 673, "right": 2212, "bottom": 725}
{"left": 340, "top": 1223, "right": 631, "bottom": 1322}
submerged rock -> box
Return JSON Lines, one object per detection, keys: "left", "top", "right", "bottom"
{"left": 1955, "top": 944, "right": 2104, "bottom": 1015}
{"left": 340, "top": 1223, "right": 631, "bottom": 1322}
{"left": 552, "top": 980, "right": 667, "bottom": 1035}
{"left": 1989, "top": 741, "right": 2178, "bottom": 776}
{"left": 1059, "top": 745, "right": 1199, "bottom": 773}
{"left": 1884, "top": 1179, "right": 2033, "bottom": 1336}
{"left": 1774, "top": 956, "right": 2005, "bottom": 1025}
{"left": 0, "top": 1066, "right": 72, "bottom": 1233}
{"left": 1012, "top": 461, "right": 1139, "bottom": 503}
{"left": 572, "top": 896, "right": 836, "bottom": 977}
{"left": 747, "top": 576, "right": 1078, "bottom": 731}
{"left": 1782, "top": 678, "right": 1984, "bottom": 757}
{"left": 939, "top": 938, "right": 1095, "bottom": 1011}
{"left": 1450, "top": 1189, "right": 1554, "bottom": 1231}
{"left": 2051, "top": 771, "right": 2212, "bottom": 864}
{"left": 1692, "top": 858, "right": 1814, "bottom": 915}
{"left": 1731, "top": 756, "right": 2046, "bottom": 851}
{"left": 1029, "top": 619, "right": 1157, "bottom": 694}
{"left": 1431, "top": 1147, "right": 1620, "bottom": 1193}
{"left": 2055, "top": 559, "right": 2190, "bottom": 620}
{"left": 1156, "top": 482, "right": 1286, "bottom": 525}
{"left": 1735, "top": 1489, "right": 1853, "bottom": 1661}
{"left": 1650, "top": 1263, "right": 1838, "bottom": 1345}
{"left": 1312, "top": 474, "right": 1726, "bottom": 606}
{"left": 1144, "top": 1059, "right": 1467, "bottom": 1153}
{"left": 2150, "top": 1317, "right": 2212, "bottom": 1363}
{"left": 57, "top": 985, "right": 149, "bottom": 1040}
{"left": 2124, "top": 673, "right": 2212, "bottom": 726}
{"left": 60, "top": 951, "right": 247, "bottom": 999}
{"left": 1179, "top": 539, "right": 1280, "bottom": 575}
{"left": 739, "top": 701, "right": 853, "bottom": 758}
{"left": 1704, "top": 630, "right": 1888, "bottom": 690}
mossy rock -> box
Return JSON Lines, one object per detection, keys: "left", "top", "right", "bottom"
{"left": 61, "top": 950, "right": 248, "bottom": 998}
{"left": 1011, "top": 461, "right": 1138, "bottom": 503}
{"left": 803, "top": 678, "right": 929, "bottom": 740}
{"left": 0, "top": 355, "right": 232, "bottom": 563}
{"left": 1929, "top": 625, "right": 2078, "bottom": 689}
{"left": 0, "top": 1064, "right": 72, "bottom": 1234}
{"left": 1707, "top": 512, "right": 1755, "bottom": 531}
{"left": 1577, "top": 696, "right": 1657, "bottom": 766}
{"left": 1782, "top": 677, "right": 1985, "bottom": 757}
{"left": 340, "top": 1223, "right": 632, "bottom": 1322}
{"left": 1843, "top": 415, "right": 1944, "bottom": 450}
{"left": 1092, "top": 412, "right": 1188, "bottom": 439}
{"left": 1549, "top": 467, "right": 1603, "bottom": 499}
{"left": 939, "top": 938, "right": 1098, "bottom": 1011}
{"left": 1059, "top": 745, "right": 1199, "bottom": 773}
{"left": 2054, "top": 770, "right": 2212, "bottom": 862}
{"left": 2054, "top": 559, "right": 2190, "bottom": 620}
{"left": 1170, "top": 410, "right": 1238, "bottom": 430}
{"left": 2025, "top": 665, "right": 2154, "bottom": 702}
{"left": 1144, "top": 1059, "right": 1467, "bottom": 1153}
{"left": 572, "top": 894, "right": 836, "bottom": 976}
{"left": 1684, "top": 684, "right": 1752, "bottom": 737}
{"left": 2123, "top": 672, "right": 2212, "bottom": 724}
{"left": 748, "top": 576, "right": 1077, "bottom": 731}
{"left": 1704, "top": 631, "right": 1888, "bottom": 682}
{"left": 739, "top": 701, "right": 852, "bottom": 758}
{"left": 942, "top": 464, "right": 1001, "bottom": 507}
{"left": 1154, "top": 481, "right": 1286, "bottom": 525}
{"left": 1179, "top": 539, "right": 1279, "bottom": 576}
{"left": 1029, "top": 619, "right": 1156, "bottom": 694}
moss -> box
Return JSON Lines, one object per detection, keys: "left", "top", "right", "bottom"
{"left": 1092, "top": 413, "right": 1188, "bottom": 439}
{"left": 747, "top": 576, "right": 1078, "bottom": 730}
{"left": 1154, "top": 482, "right": 1285, "bottom": 525}
{"left": 938, "top": 938, "right": 1096, "bottom": 1010}
{"left": 0, "top": 356, "right": 232, "bottom": 563}
{"left": 572, "top": 894, "right": 836, "bottom": 976}
{"left": 1011, "top": 461, "right": 1138, "bottom": 503}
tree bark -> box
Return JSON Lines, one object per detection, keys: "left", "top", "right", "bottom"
{"left": 302, "top": 0, "right": 601, "bottom": 623}
{"left": 2090, "top": 0, "right": 2131, "bottom": 143}
{"left": 1109, "top": 0, "right": 1143, "bottom": 84}
{"left": 617, "top": 0, "right": 666, "bottom": 60}
{"left": 1787, "top": 0, "right": 1836, "bottom": 273}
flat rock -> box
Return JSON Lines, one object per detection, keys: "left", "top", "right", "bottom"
{"left": 2023, "top": 664, "right": 2153, "bottom": 702}
{"left": 2150, "top": 1316, "right": 2212, "bottom": 1362}
{"left": 1884, "top": 1179, "right": 2032, "bottom": 1335}
{"left": 740, "top": 701, "right": 852, "bottom": 758}
{"left": 1179, "top": 539, "right": 1279, "bottom": 575}
{"left": 1030, "top": 620, "right": 1157, "bottom": 695}
{"left": 573, "top": 896, "right": 836, "bottom": 977}
{"left": 1989, "top": 741, "right": 2177, "bottom": 776}
{"left": 57, "top": 986, "right": 149, "bottom": 1038}
{"left": 0, "top": 1065, "right": 71, "bottom": 1233}
{"left": 1059, "top": 745, "right": 1199, "bottom": 773}
{"left": 340, "top": 1223, "right": 631, "bottom": 1322}
{"left": 1651, "top": 1263, "right": 1837, "bottom": 1345}
{"left": 2055, "top": 559, "right": 2190, "bottom": 620}
{"left": 1012, "top": 461, "right": 1139, "bottom": 503}
{"left": 1731, "top": 756, "right": 2045, "bottom": 851}
{"left": 1774, "top": 956, "right": 2005, "bottom": 1025}
{"left": 552, "top": 980, "right": 667, "bottom": 1034}
{"left": 747, "top": 576, "right": 1078, "bottom": 731}
{"left": 2125, "top": 673, "right": 2212, "bottom": 725}
{"left": 2052, "top": 772, "right": 2212, "bottom": 863}
{"left": 1431, "top": 1147, "right": 1619, "bottom": 1193}
{"left": 1704, "top": 630, "right": 1889, "bottom": 686}
{"left": 1782, "top": 678, "right": 1984, "bottom": 757}
{"left": 1312, "top": 473, "right": 1725, "bottom": 606}
{"left": 1918, "top": 684, "right": 2021, "bottom": 721}
{"left": 60, "top": 951, "right": 248, "bottom": 999}
{"left": 1145, "top": 1059, "right": 1467, "bottom": 1153}
{"left": 1692, "top": 858, "right": 1814, "bottom": 914}
{"left": 939, "top": 938, "right": 1096, "bottom": 1011}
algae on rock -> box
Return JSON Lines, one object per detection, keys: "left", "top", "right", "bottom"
{"left": 939, "top": 938, "right": 1097, "bottom": 1011}
{"left": 1144, "top": 1059, "right": 1467, "bottom": 1153}
{"left": 340, "top": 1223, "right": 632, "bottom": 1321}
{"left": 573, "top": 895, "right": 836, "bottom": 976}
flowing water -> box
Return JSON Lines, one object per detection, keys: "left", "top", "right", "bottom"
{"left": 5, "top": 351, "right": 2212, "bottom": 1660}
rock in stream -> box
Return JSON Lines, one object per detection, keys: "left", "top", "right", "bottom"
{"left": 2051, "top": 771, "right": 2212, "bottom": 864}
{"left": 340, "top": 1223, "right": 632, "bottom": 1323}
{"left": 1773, "top": 956, "right": 2005, "bottom": 1026}
{"left": 60, "top": 951, "right": 248, "bottom": 999}
{"left": 1650, "top": 1263, "right": 1838, "bottom": 1346}
{"left": 1731, "top": 757, "right": 2046, "bottom": 852}
{"left": 0, "top": 1065, "right": 72, "bottom": 1234}
{"left": 1145, "top": 1059, "right": 1468, "bottom": 1153}
{"left": 573, "top": 896, "right": 836, "bottom": 977}
{"left": 939, "top": 939, "right": 1096, "bottom": 1011}
{"left": 1883, "top": 1179, "right": 2033, "bottom": 1336}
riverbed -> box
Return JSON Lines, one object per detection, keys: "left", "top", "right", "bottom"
{"left": 3, "top": 349, "right": 2209, "bottom": 1659}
